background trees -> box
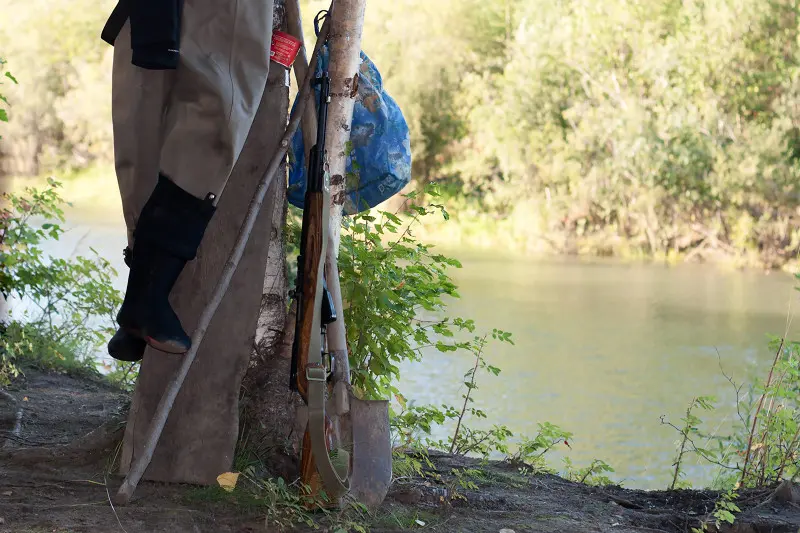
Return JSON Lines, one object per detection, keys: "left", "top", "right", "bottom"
{"left": 4, "top": 0, "right": 800, "bottom": 266}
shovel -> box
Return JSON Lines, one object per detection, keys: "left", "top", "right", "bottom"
{"left": 347, "top": 393, "right": 392, "bottom": 508}
{"left": 286, "top": 0, "right": 392, "bottom": 510}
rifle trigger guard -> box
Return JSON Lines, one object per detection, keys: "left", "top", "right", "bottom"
{"left": 305, "top": 363, "right": 328, "bottom": 382}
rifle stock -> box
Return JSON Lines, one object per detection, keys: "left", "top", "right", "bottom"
{"left": 293, "top": 188, "right": 325, "bottom": 401}
{"left": 294, "top": 188, "right": 332, "bottom": 504}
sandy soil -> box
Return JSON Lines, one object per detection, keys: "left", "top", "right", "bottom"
{"left": 1, "top": 369, "right": 799, "bottom": 533}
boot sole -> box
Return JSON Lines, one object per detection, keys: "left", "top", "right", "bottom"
{"left": 145, "top": 336, "right": 190, "bottom": 355}
{"left": 121, "top": 326, "right": 189, "bottom": 355}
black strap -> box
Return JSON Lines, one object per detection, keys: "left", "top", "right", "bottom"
{"left": 101, "top": 0, "right": 130, "bottom": 46}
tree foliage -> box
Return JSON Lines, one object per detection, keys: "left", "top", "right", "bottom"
{"left": 5, "top": 0, "right": 800, "bottom": 267}
{"left": 0, "top": 0, "right": 115, "bottom": 176}
{"left": 0, "top": 178, "right": 123, "bottom": 384}
{"left": 360, "top": 0, "right": 800, "bottom": 266}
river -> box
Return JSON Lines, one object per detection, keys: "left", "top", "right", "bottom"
{"left": 6, "top": 179, "right": 799, "bottom": 490}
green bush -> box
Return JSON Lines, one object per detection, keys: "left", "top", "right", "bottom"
{"left": 295, "top": 187, "right": 605, "bottom": 479}
{"left": 0, "top": 178, "right": 122, "bottom": 384}
{"left": 0, "top": 57, "right": 17, "bottom": 128}
{"left": 338, "top": 185, "right": 465, "bottom": 400}
{"left": 664, "top": 321, "right": 800, "bottom": 491}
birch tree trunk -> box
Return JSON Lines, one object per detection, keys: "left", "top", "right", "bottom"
{"left": 236, "top": 0, "right": 305, "bottom": 480}
{"left": 240, "top": 0, "right": 369, "bottom": 481}
{"left": 322, "top": 0, "right": 367, "bottom": 378}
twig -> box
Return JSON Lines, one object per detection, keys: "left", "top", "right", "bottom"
{"left": 579, "top": 459, "right": 603, "bottom": 484}
{"left": 597, "top": 490, "right": 643, "bottom": 510}
{"left": 3, "top": 403, "right": 24, "bottom": 450}
{"left": 660, "top": 416, "right": 738, "bottom": 472}
{"left": 741, "top": 338, "right": 784, "bottom": 487}
{"left": 105, "top": 475, "right": 129, "bottom": 533}
{"left": 0, "top": 389, "right": 18, "bottom": 403}
{"left": 113, "top": 18, "right": 332, "bottom": 505}
{"left": 717, "top": 348, "right": 747, "bottom": 428}
{"left": 667, "top": 400, "right": 695, "bottom": 491}
{"left": 449, "top": 336, "right": 486, "bottom": 455}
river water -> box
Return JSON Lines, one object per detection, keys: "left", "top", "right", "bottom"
{"left": 7, "top": 179, "right": 800, "bottom": 490}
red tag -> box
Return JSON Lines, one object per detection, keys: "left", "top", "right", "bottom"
{"left": 270, "top": 30, "right": 302, "bottom": 68}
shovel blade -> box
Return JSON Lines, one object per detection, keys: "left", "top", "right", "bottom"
{"left": 347, "top": 395, "right": 392, "bottom": 509}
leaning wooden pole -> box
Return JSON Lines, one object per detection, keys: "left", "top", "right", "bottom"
{"left": 321, "top": 0, "right": 367, "bottom": 376}
{"left": 286, "top": 0, "right": 318, "bottom": 167}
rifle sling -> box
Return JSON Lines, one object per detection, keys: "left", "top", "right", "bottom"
{"left": 308, "top": 376, "right": 350, "bottom": 497}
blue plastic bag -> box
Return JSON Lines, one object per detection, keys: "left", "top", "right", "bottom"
{"left": 287, "top": 45, "right": 412, "bottom": 215}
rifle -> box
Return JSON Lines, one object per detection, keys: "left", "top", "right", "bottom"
{"left": 289, "top": 58, "right": 350, "bottom": 505}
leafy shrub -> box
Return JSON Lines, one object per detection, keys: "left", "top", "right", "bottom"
{"left": 0, "top": 57, "right": 17, "bottom": 128}
{"left": 562, "top": 457, "right": 616, "bottom": 486}
{"left": 337, "top": 185, "right": 464, "bottom": 400}
{"left": 289, "top": 186, "right": 610, "bottom": 480}
{"left": 0, "top": 178, "right": 122, "bottom": 383}
{"left": 664, "top": 321, "right": 800, "bottom": 491}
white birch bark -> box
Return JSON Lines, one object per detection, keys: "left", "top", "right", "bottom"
{"left": 321, "top": 0, "right": 367, "bottom": 379}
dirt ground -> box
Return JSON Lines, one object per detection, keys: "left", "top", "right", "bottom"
{"left": 2, "top": 370, "right": 800, "bottom": 533}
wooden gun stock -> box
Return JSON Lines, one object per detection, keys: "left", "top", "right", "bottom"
{"left": 294, "top": 191, "right": 325, "bottom": 402}
{"left": 293, "top": 182, "right": 333, "bottom": 507}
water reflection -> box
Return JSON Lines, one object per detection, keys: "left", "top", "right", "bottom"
{"left": 398, "top": 251, "right": 798, "bottom": 489}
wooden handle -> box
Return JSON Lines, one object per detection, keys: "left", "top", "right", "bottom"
{"left": 295, "top": 191, "right": 339, "bottom": 504}
{"left": 295, "top": 192, "right": 325, "bottom": 401}
{"left": 299, "top": 416, "right": 337, "bottom": 507}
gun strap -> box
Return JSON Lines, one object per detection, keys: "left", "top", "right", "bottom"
{"left": 304, "top": 173, "right": 350, "bottom": 500}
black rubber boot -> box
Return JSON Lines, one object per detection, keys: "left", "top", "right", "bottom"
{"left": 108, "top": 247, "right": 147, "bottom": 362}
{"left": 107, "top": 246, "right": 184, "bottom": 362}
{"left": 115, "top": 174, "right": 216, "bottom": 354}
{"left": 108, "top": 328, "right": 147, "bottom": 361}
